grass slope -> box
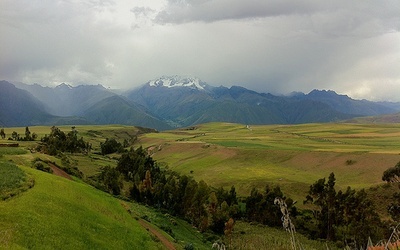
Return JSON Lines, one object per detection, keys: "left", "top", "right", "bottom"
{"left": 2, "top": 123, "right": 394, "bottom": 249}
{"left": 139, "top": 122, "right": 400, "bottom": 202}
{"left": 0, "top": 166, "right": 163, "bottom": 249}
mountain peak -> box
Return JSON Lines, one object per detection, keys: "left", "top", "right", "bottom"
{"left": 307, "top": 89, "right": 353, "bottom": 100}
{"left": 147, "top": 76, "right": 207, "bottom": 90}
{"left": 55, "top": 83, "right": 73, "bottom": 89}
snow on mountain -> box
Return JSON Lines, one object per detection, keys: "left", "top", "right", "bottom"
{"left": 55, "top": 83, "right": 73, "bottom": 89}
{"left": 147, "top": 76, "right": 207, "bottom": 90}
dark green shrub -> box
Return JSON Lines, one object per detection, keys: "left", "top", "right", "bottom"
{"left": 33, "top": 161, "right": 52, "bottom": 173}
{"left": 100, "top": 138, "right": 124, "bottom": 155}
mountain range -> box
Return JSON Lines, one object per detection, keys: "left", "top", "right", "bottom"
{"left": 1, "top": 76, "right": 400, "bottom": 130}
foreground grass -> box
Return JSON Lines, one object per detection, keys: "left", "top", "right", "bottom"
{"left": 231, "top": 221, "right": 339, "bottom": 250}
{"left": 0, "top": 167, "right": 163, "bottom": 249}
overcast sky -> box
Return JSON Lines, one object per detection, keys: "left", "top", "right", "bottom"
{"left": 1, "top": 0, "right": 399, "bottom": 101}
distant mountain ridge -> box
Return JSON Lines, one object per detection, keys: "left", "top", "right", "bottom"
{"left": 13, "top": 82, "right": 116, "bottom": 116}
{"left": 2, "top": 76, "right": 400, "bottom": 130}
{"left": 126, "top": 77, "right": 399, "bottom": 127}
{"left": 12, "top": 81, "right": 170, "bottom": 130}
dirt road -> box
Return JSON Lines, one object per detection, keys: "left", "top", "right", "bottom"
{"left": 49, "top": 163, "right": 73, "bottom": 180}
{"left": 138, "top": 219, "right": 176, "bottom": 250}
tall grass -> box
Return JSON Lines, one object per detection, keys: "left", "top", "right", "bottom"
{"left": 230, "top": 221, "right": 338, "bottom": 250}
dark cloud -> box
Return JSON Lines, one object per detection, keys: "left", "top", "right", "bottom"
{"left": 0, "top": 0, "right": 399, "bottom": 101}
{"left": 154, "top": 0, "right": 400, "bottom": 37}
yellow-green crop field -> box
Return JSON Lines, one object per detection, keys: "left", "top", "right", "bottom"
{"left": 2, "top": 122, "right": 400, "bottom": 203}
{"left": 139, "top": 122, "right": 400, "bottom": 202}
{"left": 1, "top": 122, "right": 398, "bottom": 249}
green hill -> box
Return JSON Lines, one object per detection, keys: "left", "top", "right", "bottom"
{"left": 346, "top": 112, "right": 400, "bottom": 123}
{"left": 0, "top": 163, "right": 163, "bottom": 249}
{"left": 83, "top": 95, "right": 171, "bottom": 131}
{"left": 1, "top": 123, "right": 398, "bottom": 249}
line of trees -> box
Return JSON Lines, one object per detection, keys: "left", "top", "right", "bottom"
{"left": 304, "top": 173, "right": 384, "bottom": 248}
{"left": 97, "top": 147, "right": 241, "bottom": 234}
{"left": 94, "top": 146, "right": 392, "bottom": 248}
{"left": 0, "top": 127, "right": 37, "bottom": 141}
{"left": 382, "top": 162, "right": 400, "bottom": 221}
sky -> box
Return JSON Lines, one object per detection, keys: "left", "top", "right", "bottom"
{"left": 1, "top": 0, "right": 399, "bottom": 101}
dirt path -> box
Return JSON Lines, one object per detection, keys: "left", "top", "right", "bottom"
{"left": 138, "top": 219, "right": 176, "bottom": 250}
{"left": 49, "top": 163, "right": 73, "bottom": 180}
{"left": 120, "top": 202, "right": 176, "bottom": 250}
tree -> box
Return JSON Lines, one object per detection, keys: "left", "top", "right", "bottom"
{"left": 224, "top": 218, "right": 235, "bottom": 249}
{"left": 305, "top": 173, "right": 383, "bottom": 247}
{"left": 100, "top": 138, "right": 124, "bottom": 155}
{"left": 98, "top": 166, "right": 122, "bottom": 195}
{"left": 0, "top": 128, "right": 5, "bottom": 139}
{"left": 190, "top": 180, "right": 209, "bottom": 231}
{"left": 11, "top": 131, "right": 19, "bottom": 141}
{"left": 305, "top": 172, "right": 338, "bottom": 240}
{"left": 382, "top": 161, "right": 400, "bottom": 183}
{"left": 244, "top": 185, "right": 285, "bottom": 228}
{"left": 382, "top": 162, "right": 400, "bottom": 221}
{"left": 31, "top": 132, "right": 37, "bottom": 141}
{"left": 25, "top": 126, "right": 31, "bottom": 140}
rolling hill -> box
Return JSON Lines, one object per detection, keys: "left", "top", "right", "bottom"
{"left": 346, "top": 112, "right": 400, "bottom": 123}
{"left": 0, "top": 164, "right": 164, "bottom": 249}
{"left": 83, "top": 95, "right": 171, "bottom": 131}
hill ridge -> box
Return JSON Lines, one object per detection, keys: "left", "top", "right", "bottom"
{"left": 2, "top": 77, "right": 400, "bottom": 129}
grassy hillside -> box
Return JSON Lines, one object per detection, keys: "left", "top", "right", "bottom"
{"left": 347, "top": 112, "right": 400, "bottom": 124}
{"left": 1, "top": 123, "right": 397, "bottom": 249}
{"left": 0, "top": 163, "right": 164, "bottom": 249}
{"left": 138, "top": 122, "right": 400, "bottom": 202}
{"left": 4, "top": 123, "right": 399, "bottom": 201}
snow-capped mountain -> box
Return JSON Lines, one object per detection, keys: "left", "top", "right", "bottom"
{"left": 4, "top": 76, "right": 400, "bottom": 130}
{"left": 147, "top": 76, "right": 208, "bottom": 90}
{"left": 55, "top": 83, "right": 73, "bottom": 90}
{"left": 127, "top": 77, "right": 400, "bottom": 128}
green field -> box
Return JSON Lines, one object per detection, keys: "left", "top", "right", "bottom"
{"left": 0, "top": 165, "right": 341, "bottom": 249}
{"left": 139, "top": 122, "right": 400, "bottom": 202}
{"left": 0, "top": 165, "right": 165, "bottom": 249}
{"left": 3, "top": 122, "right": 399, "bottom": 201}
{"left": 1, "top": 122, "right": 399, "bottom": 249}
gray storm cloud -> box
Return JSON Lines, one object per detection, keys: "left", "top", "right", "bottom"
{"left": 1, "top": 0, "right": 399, "bottom": 101}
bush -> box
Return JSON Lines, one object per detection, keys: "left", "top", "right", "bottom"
{"left": 160, "top": 225, "right": 175, "bottom": 238}
{"left": 100, "top": 138, "right": 124, "bottom": 155}
{"left": 33, "top": 161, "right": 52, "bottom": 173}
{"left": 346, "top": 159, "right": 356, "bottom": 165}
